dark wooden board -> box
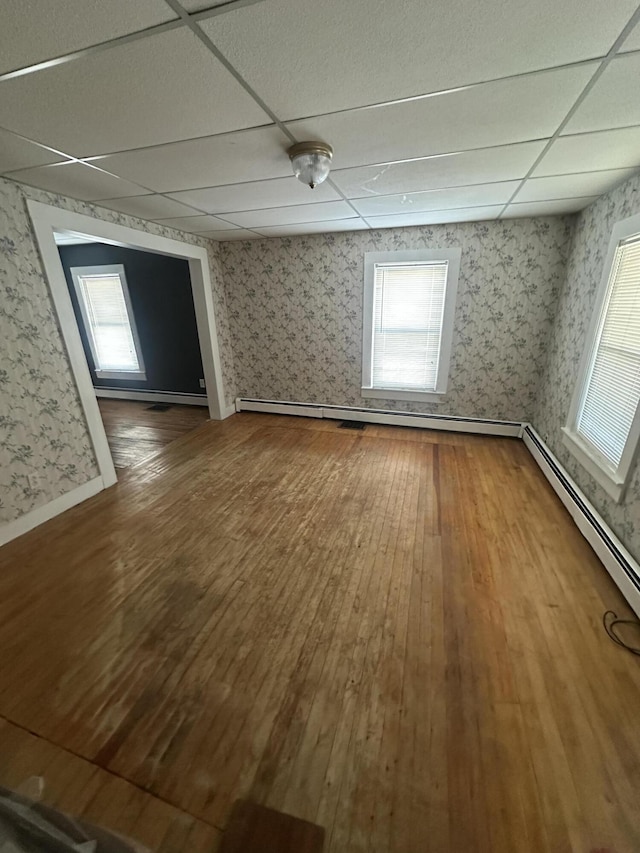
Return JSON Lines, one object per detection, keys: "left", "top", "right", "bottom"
{"left": 220, "top": 800, "right": 324, "bottom": 853}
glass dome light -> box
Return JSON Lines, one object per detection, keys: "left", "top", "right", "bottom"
{"left": 288, "top": 141, "right": 334, "bottom": 189}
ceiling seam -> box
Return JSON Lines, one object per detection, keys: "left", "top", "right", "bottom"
{"left": 0, "top": 0, "right": 269, "bottom": 83}
{"left": 7, "top": 123, "right": 639, "bottom": 187}
{"left": 167, "top": 198, "right": 582, "bottom": 232}
{"left": 18, "top": 164, "right": 628, "bottom": 217}
{"left": 148, "top": 175, "right": 569, "bottom": 217}
{"left": 283, "top": 57, "right": 609, "bottom": 124}
{"left": 78, "top": 133, "right": 552, "bottom": 170}
{"left": 0, "top": 19, "right": 184, "bottom": 83}
{"left": 498, "top": 2, "right": 640, "bottom": 218}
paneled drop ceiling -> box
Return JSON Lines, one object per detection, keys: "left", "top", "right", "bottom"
{"left": 1, "top": 0, "right": 639, "bottom": 239}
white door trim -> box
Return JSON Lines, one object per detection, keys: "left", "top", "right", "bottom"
{"left": 27, "top": 200, "right": 227, "bottom": 488}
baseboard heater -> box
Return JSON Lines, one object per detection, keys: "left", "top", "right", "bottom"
{"left": 235, "top": 397, "right": 523, "bottom": 437}
{"left": 95, "top": 388, "right": 208, "bottom": 407}
{"left": 235, "top": 397, "right": 640, "bottom": 616}
{"left": 523, "top": 425, "right": 640, "bottom": 617}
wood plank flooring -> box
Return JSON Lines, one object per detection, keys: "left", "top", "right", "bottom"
{"left": 1, "top": 413, "right": 639, "bottom": 852}
{"left": 97, "top": 398, "right": 209, "bottom": 469}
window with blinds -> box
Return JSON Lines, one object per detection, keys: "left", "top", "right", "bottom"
{"left": 371, "top": 262, "right": 448, "bottom": 391}
{"left": 71, "top": 265, "right": 145, "bottom": 379}
{"left": 564, "top": 215, "right": 640, "bottom": 502}
{"left": 362, "top": 249, "right": 461, "bottom": 400}
{"left": 576, "top": 235, "right": 640, "bottom": 467}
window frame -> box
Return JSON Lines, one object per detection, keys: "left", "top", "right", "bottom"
{"left": 562, "top": 210, "right": 640, "bottom": 503}
{"left": 70, "top": 263, "right": 147, "bottom": 381}
{"left": 361, "top": 248, "right": 461, "bottom": 402}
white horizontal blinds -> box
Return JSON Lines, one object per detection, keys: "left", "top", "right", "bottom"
{"left": 577, "top": 234, "right": 640, "bottom": 468}
{"left": 78, "top": 273, "right": 141, "bottom": 372}
{"left": 372, "top": 261, "right": 448, "bottom": 390}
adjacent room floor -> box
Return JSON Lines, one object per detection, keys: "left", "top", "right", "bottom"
{"left": 97, "top": 398, "right": 209, "bottom": 469}
{"left": 0, "top": 413, "right": 639, "bottom": 852}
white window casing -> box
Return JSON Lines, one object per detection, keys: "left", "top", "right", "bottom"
{"left": 361, "top": 249, "right": 461, "bottom": 402}
{"left": 70, "top": 264, "right": 146, "bottom": 381}
{"left": 563, "top": 211, "right": 640, "bottom": 503}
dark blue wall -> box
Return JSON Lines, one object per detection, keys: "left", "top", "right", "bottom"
{"left": 59, "top": 243, "right": 205, "bottom": 396}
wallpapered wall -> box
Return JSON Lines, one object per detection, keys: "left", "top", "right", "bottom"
{"left": 218, "top": 218, "right": 573, "bottom": 420}
{"left": 534, "top": 172, "right": 640, "bottom": 563}
{"left": 0, "top": 177, "right": 236, "bottom": 525}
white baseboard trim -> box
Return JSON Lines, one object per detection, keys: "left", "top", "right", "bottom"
{"left": 222, "top": 403, "right": 237, "bottom": 419}
{"left": 95, "top": 388, "right": 208, "bottom": 407}
{"left": 235, "top": 397, "right": 523, "bottom": 436}
{"left": 523, "top": 425, "right": 640, "bottom": 617}
{"left": 0, "top": 477, "right": 105, "bottom": 547}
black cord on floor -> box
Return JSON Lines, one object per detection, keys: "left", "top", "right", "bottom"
{"left": 603, "top": 610, "right": 640, "bottom": 655}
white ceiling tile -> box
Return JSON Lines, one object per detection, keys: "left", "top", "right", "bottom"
{"left": 97, "top": 195, "right": 203, "bottom": 219}
{"left": 352, "top": 181, "right": 520, "bottom": 217}
{"left": 0, "top": 28, "right": 269, "bottom": 157}
{"left": 620, "top": 21, "right": 640, "bottom": 52}
{"left": 167, "top": 176, "right": 340, "bottom": 213}
{"left": 502, "top": 198, "right": 597, "bottom": 217}
{"left": 153, "top": 215, "right": 235, "bottom": 232}
{"left": 202, "top": 0, "right": 635, "bottom": 118}
{"left": 0, "top": 127, "right": 70, "bottom": 173}
{"left": 331, "top": 141, "right": 547, "bottom": 199}
{"left": 514, "top": 169, "right": 638, "bottom": 202}
{"left": 0, "top": 0, "right": 176, "bottom": 75}
{"left": 7, "top": 162, "right": 150, "bottom": 200}
{"left": 254, "top": 219, "right": 370, "bottom": 237}
{"left": 225, "top": 201, "right": 356, "bottom": 228}
{"left": 210, "top": 229, "right": 264, "bottom": 241}
{"left": 287, "top": 64, "right": 596, "bottom": 170}
{"left": 366, "top": 207, "right": 505, "bottom": 228}
{"left": 532, "top": 127, "right": 640, "bottom": 177}
{"left": 563, "top": 54, "right": 640, "bottom": 134}
{"left": 97, "top": 127, "right": 291, "bottom": 192}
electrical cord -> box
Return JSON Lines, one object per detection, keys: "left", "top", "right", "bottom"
{"left": 603, "top": 610, "right": 640, "bottom": 655}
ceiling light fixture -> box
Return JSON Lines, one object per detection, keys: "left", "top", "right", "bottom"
{"left": 288, "top": 141, "right": 334, "bottom": 189}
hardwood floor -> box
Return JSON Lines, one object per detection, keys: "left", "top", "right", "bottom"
{"left": 1, "top": 413, "right": 639, "bottom": 852}
{"left": 97, "top": 398, "right": 209, "bottom": 469}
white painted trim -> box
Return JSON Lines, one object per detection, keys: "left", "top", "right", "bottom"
{"left": 222, "top": 403, "right": 237, "bottom": 419}
{"left": 235, "top": 398, "right": 522, "bottom": 436}
{"left": 0, "top": 478, "right": 104, "bottom": 547}
{"left": 361, "top": 248, "right": 462, "bottom": 396}
{"left": 564, "top": 211, "right": 640, "bottom": 500}
{"left": 28, "top": 205, "right": 117, "bottom": 488}
{"left": 27, "top": 200, "right": 226, "bottom": 423}
{"left": 70, "top": 263, "right": 147, "bottom": 380}
{"left": 361, "top": 387, "right": 446, "bottom": 403}
{"left": 95, "top": 388, "right": 208, "bottom": 406}
{"left": 237, "top": 399, "right": 324, "bottom": 419}
{"left": 561, "top": 427, "right": 624, "bottom": 502}
{"left": 523, "top": 425, "right": 640, "bottom": 618}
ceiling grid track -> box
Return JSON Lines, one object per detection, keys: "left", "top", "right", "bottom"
{"left": 161, "top": 0, "right": 374, "bottom": 228}
{"left": 498, "top": 2, "right": 640, "bottom": 218}
{"left": 0, "top": 0, "right": 639, "bottom": 236}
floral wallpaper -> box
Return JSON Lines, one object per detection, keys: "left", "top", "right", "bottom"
{"left": 0, "top": 176, "right": 236, "bottom": 525}
{"left": 219, "top": 218, "right": 573, "bottom": 421}
{"left": 533, "top": 172, "right": 640, "bottom": 564}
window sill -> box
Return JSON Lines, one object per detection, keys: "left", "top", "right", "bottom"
{"left": 361, "top": 387, "right": 445, "bottom": 403}
{"left": 561, "top": 427, "right": 625, "bottom": 503}
{"left": 96, "top": 370, "right": 147, "bottom": 381}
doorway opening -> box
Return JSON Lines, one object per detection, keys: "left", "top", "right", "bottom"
{"left": 28, "top": 200, "right": 230, "bottom": 491}
{"left": 55, "top": 233, "right": 211, "bottom": 470}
